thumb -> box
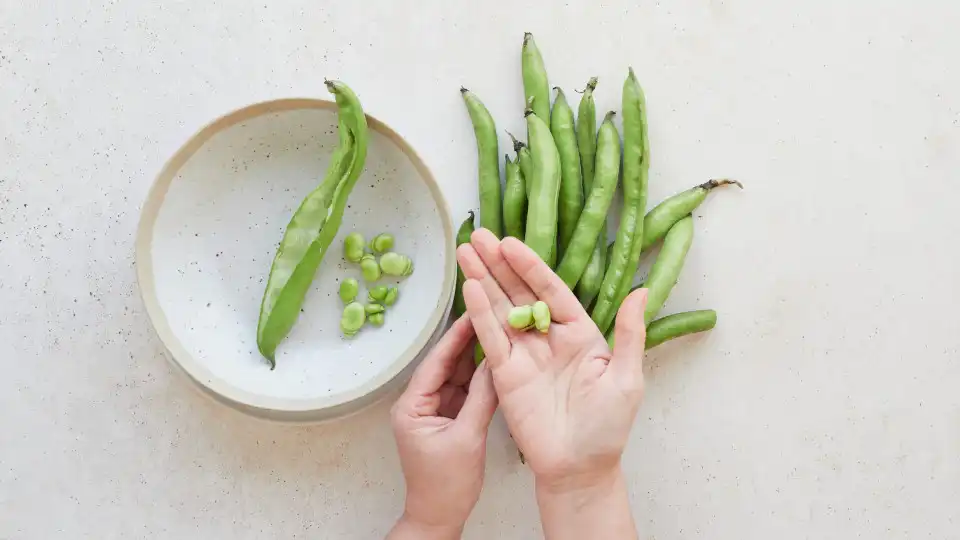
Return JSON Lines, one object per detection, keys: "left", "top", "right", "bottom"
{"left": 609, "top": 288, "right": 648, "bottom": 381}
{"left": 456, "top": 361, "right": 499, "bottom": 435}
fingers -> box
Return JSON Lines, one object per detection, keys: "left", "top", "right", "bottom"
{"left": 499, "top": 237, "right": 584, "bottom": 323}
{"left": 608, "top": 288, "right": 648, "bottom": 388}
{"left": 456, "top": 361, "right": 498, "bottom": 434}
{"left": 470, "top": 228, "right": 538, "bottom": 306}
{"left": 463, "top": 279, "right": 511, "bottom": 369}
{"left": 404, "top": 315, "right": 475, "bottom": 403}
{"left": 457, "top": 242, "right": 514, "bottom": 319}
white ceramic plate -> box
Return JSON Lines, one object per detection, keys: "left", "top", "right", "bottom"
{"left": 137, "top": 98, "right": 455, "bottom": 422}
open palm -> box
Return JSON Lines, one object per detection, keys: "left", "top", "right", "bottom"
{"left": 458, "top": 230, "right": 650, "bottom": 483}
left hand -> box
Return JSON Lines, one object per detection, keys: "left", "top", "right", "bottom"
{"left": 389, "top": 315, "right": 499, "bottom": 538}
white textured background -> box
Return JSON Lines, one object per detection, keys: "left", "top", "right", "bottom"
{"left": 2, "top": 1, "right": 959, "bottom": 538}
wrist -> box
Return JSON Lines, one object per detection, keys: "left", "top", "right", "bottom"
{"left": 535, "top": 466, "right": 637, "bottom": 540}
{"left": 393, "top": 511, "right": 463, "bottom": 540}
{"left": 535, "top": 463, "right": 624, "bottom": 502}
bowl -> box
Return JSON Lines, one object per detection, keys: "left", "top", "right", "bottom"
{"left": 136, "top": 98, "right": 456, "bottom": 422}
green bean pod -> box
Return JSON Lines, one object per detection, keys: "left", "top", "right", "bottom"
{"left": 509, "top": 132, "right": 534, "bottom": 199}
{"left": 453, "top": 211, "right": 476, "bottom": 317}
{"left": 555, "top": 112, "right": 620, "bottom": 289}
{"left": 591, "top": 69, "right": 649, "bottom": 333}
{"left": 523, "top": 109, "right": 562, "bottom": 267}
{"left": 642, "top": 179, "right": 742, "bottom": 251}
{"left": 574, "top": 78, "right": 605, "bottom": 306}
{"left": 550, "top": 88, "right": 584, "bottom": 260}
{"left": 503, "top": 154, "right": 527, "bottom": 240}
{"left": 607, "top": 309, "right": 717, "bottom": 349}
{"left": 257, "top": 80, "right": 368, "bottom": 367}
{"left": 460, "top": 88, "right": 502, "bottom": 238}
{"left": 512, "top": 133, "right": 534, "bottom": 198}
{"left": 521, "top": 32, "right": 551, "bottom": 124}
{"left": 643, "top": 215, "right": 694, "bottom": 324}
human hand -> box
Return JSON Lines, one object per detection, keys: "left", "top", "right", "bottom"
{"left": 388, "top": 315, "right": 498, "bottom": 539}
{"left": 458, "top": 229, "right": 649, "bottom": 489}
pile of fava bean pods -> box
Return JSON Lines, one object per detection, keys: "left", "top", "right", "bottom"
{"left": 457, "top": 33, "right": 742, "bottom": 355}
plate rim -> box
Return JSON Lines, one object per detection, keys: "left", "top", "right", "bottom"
{"left": 135, "top": 97, "right": 456, "bottom": 420}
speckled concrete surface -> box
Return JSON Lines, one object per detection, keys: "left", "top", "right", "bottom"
{"left": 2, "top": 1, "right": 959, "bottom": 538}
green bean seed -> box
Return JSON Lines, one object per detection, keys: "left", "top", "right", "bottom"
{"left": 380, "top": 252, "right": 413, "bottom": 277}
{"left": 339, "top": 278, "right": 359, "bottom": 304}
{"left": 384, "top": 286, "right": 399, "bottom": 306}
{"left": 524, "top": 108, "right": 562, "bottom": 267}
{"left": 607, "top": 309, "right": 717, "bottom": 349}
{"left": 369, "top": 233, "right": 395, "bottom": 254}
{"left": 453, "top": 211, "right": 475, "bottom": 316}
{"left": 344, "top": 232, "right": 366, "bottom": 263}
{"left": 556, "top": 112, "right": 620, "bottom": 289}
{"left": 643, "top": 215, "right": 694, "bottom": 324}
{"left": 574, "top": 78, "right": 605, "bottom": 307}
{"left": 522, "top": 32, "right": 551, "bottom": 123}
{"left": 507, "top": 305, "right": 535, "bottom": 330}
{"left": 365, "top": 303, "right": 385, "bottom": 315}
{"left": 368, "top": 312, "right": 385, "bottom": 327}
{"left": 642, "top": 179, "right": 742, "bottom": 251}
{"left": 551, "top": 88, "right": 584, "bottom": 260}
{"left": 503, "top": 154, "right": 527, "bottom": 240}
{"left": 360, "top": 253, "right": 381, "bottom": 282}
{"left": 591, "top": 69, "right": 649, "bottom": 334}
{"left": 341, "top": 302, "right": 366, "bottom": 337}
{"left": 532, "top": 301, "right": 551, "bottom": 333}
{"left": 368, "top": 285, "right": 388, "bottom": 303}
{"left": 461, "top": 88, "right": 503, "bottom": 238}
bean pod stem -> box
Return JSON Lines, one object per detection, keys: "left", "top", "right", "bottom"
{"left": 510, "top": 132, "right": 534, "bottom": 198}
{"left": 642, "top": 179, "right": 742, "bottom": 251}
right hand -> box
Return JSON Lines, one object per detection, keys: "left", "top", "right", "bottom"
{"left": 458, "top": 229, "right": 649, "bottom": 488}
